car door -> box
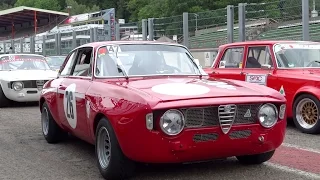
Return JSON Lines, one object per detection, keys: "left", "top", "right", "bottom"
{"left": 57, "top": 46, "right": 94, "bottom": 141}
{"left": 209, "top": 46, "right": 245, "bottom": 81}
{"left": 241, "top": 45, "right": 278, "bottom": 88}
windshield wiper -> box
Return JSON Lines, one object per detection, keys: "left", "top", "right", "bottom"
{"left": 185, "top": 52, "right": 202, "bottom": 79}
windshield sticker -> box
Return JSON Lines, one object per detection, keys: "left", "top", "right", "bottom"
{"left": 288, "top": 64, "right": 295, "bottom": 67}
{"left": 0, "top": 55, "right": 46, "bottom": 64}
{"left": 219, "top": 61, "right": 226, "bottom": 68}
{"left": 151, "top": 83, "right": 210, "bottom": 96}
{"left": 275, "top": 43, "right": 320, "bottom": 53}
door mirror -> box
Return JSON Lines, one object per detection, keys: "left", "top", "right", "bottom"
{"left": 261, "top": 64, "right": 271, "bottom": 70}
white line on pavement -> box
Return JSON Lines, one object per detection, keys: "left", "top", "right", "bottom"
{"left": 265, "top": 162, "right": 320, "bottom": 179}
{"left": 282, "top": 143, "right": 320, "bottom": 154}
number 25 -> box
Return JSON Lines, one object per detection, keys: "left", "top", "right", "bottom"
{"left": 65, "top": 91, "right": 74, "bottom": 119}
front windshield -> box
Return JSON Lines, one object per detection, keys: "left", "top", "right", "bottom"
{"left": 0, "top": 55, "right": 50, "bottom": 70}
{"left": 46, "top": 56, "right": 65, "bottom": 67}
{"left": 95, "top": 44, "right": 203, "bottom": 77}
{"left": 274, "top": 43, "right": 320, "bottom": 68}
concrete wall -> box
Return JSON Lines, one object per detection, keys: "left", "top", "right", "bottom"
{"left": 190, "top": 48, "right": 219, "bottom": 68}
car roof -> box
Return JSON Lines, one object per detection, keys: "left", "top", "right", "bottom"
{"left": 77, "top": 41, "right": 185, "bottom": 49}
{"left": 219, "top": 40, "right": 320, "bottom": 48}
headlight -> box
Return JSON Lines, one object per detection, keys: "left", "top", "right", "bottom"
{"left": 258, "top": 103, "right": 278, "bottom": 128}
{"left": 12, "top": 82, "right": 24, "bottom": 91}
{"left": 279, "top": 104, "right": 286, "bottom": 119}
{"left": 159, "top": 109, "right": 185, "bottom": 136}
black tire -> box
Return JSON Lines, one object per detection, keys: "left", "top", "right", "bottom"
{"left": 293, "top": 94, "right": 320, "bottom": 134}
{"left": 236, "top": 150, "right": 275, "bottom": 165}
{"left": 41, "top": 102, "right": 68, "bottom": 143}
{"left": 0, "top": 86, "right": 11, "bottom": 108}
{"left": 95, "top": 117, "right": 135, "bottom": 180}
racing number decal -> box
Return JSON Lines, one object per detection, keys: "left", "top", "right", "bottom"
{"left": 65, "top": 91, "right": 74, "bottom": 119}
{"left": 63, "top": 83, "right": 77, "bottom": 129}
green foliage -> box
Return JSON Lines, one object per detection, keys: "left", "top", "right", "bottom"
{"left": 15, "top": 0, "right": 61, "bottom": 11}
{"left": 65, "top": 0, "right": 99, "bottom": 15}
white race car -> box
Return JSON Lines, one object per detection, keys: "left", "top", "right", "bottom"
{"left": 0, "top": 54, "right": 58, "bottom": 107}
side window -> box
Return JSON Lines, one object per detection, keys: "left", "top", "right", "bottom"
{"left": 60, "top": 51, "right": 77, "bottom": 76}
{"left": 246, "top": 46, "right": 273, "bottom": 68}
{"left": 218, "top": 47, "right": 244, "bottom": 68}
{"left": 72, "top": 47, "right": 93, "bottom": 76}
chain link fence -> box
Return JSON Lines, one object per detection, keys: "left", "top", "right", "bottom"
{"left": 188, "top": 8, "right": 229, "bottom": 49}
{"left": 248, "top": 0, "right": 303, "bottom": 41}
{"left": 153, "top": 15, "right": 183, "bottom": 42}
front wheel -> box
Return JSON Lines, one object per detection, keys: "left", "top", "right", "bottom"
{"left": 293, "top": 94, "right": 320, "bottom": 134}
{"left": 41, "top": 102, "right": 68, "bottom": 143}
{"left": 236, "top": 150, "right": 275, "bottom": 165}
{"left": 95, "top": 117, "right": 135, "bottom": 180}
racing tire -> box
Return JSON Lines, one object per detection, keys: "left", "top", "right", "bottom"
{"left": 236, "top": 150, "right": 275, "bottom": 165}
{"left": 293, "top": 94, "right": 320, "bottom": 134}
{"left": 41, "top": 102, "right": 68, "bottom": 143}
{"left": 0, "top": 86, "right": 11, "bottom": 108}
{"left": 95, "top": 117, "right": 135, "bottom": 180}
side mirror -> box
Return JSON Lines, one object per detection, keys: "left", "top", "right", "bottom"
{"left": 261, "top": 64, "right": 271, "bottom": 70}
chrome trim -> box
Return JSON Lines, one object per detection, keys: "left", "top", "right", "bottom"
{"left": 218, "top": 104, "right": 236, "bottom": 134}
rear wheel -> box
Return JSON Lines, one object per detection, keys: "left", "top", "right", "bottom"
{"left": 236, "top": 150, "right": 275, "bottom": 165}
{"left": 41, "top": 102, "right": 68, "bottom": 143}
{"left": 293, "top": 94, "right": 320, "bottom": 134}
{"left": 95, "top": 117, "right": 135, "bottom": 180}
{"left": 0, "top": 86, "right": 11, "bottom": 108}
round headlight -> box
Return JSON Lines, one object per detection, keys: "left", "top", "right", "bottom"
{"left": 258, "top": 103, "right": 278, "bottom": 128}
{"left": 159, "top": 109, "right": 185, "bottom": 136}
{"left": 12, "top": 82, "right": 24, "bottom": 91}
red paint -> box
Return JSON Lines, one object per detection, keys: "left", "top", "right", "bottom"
{"left": 40, "top": 41, "right": 287, "bottom": 164}
{"left": 271, "top": 145, "right": 320, "bottom": 174}
{"left": 205, "top": 40, "right": 320, "bottom": 119}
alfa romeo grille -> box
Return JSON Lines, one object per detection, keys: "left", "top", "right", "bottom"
{"left": 183, "top": 104, "right": 261, "bottom": 131}
{"left": 218, "top": 105, "right": 236, "bottom": 134}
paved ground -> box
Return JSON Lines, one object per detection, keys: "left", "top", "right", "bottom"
{"left": 0, "top": 103, "right": 320, "bottom": 180}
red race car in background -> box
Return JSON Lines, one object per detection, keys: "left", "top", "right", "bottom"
{"left": 40, "top": 41, "right": 286, "bottom": 180}
{"left": 204, "top": 40, "right": 320, "bottom": 134}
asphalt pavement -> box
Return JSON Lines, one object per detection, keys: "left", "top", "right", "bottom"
{"left": 0, "top": 103, "right": 319, "bottom": 180}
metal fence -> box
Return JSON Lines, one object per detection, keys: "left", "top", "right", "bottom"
{"left": 0, "top": 0, "right": 319, "bottom": 56}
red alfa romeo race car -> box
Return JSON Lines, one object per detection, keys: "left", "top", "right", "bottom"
{"left": 203, "top": 40, "right": 320, "bottom": 134}
{"left": 39, "top": 41, "right": 286, "bottom": 180}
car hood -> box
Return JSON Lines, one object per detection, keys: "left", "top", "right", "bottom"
{"left": 0, "top": 69, "right": 58, "bottom": 81}
{"left": 126, "top": 77, "right": 282, "bottom": 102}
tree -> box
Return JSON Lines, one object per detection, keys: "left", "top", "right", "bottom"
{"left": 65, "top": 0, "right": 100, "bottom": 15}
{"left": 14, "top": 0, "right": 61, "bottom": 11}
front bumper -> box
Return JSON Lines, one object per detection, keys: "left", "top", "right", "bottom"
{"left": 117, "top": 119, "right": 286, "bottom": 163}
{"left": 3, "top": 88, "right": 42, "bottom": 102}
